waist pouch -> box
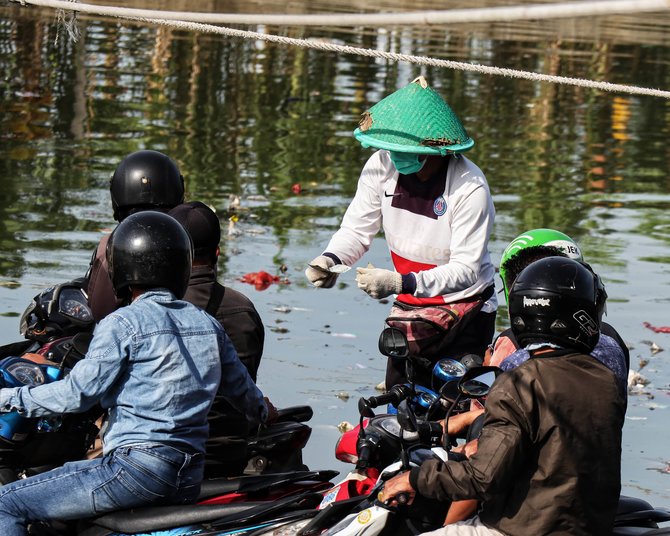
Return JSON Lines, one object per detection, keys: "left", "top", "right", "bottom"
{"left": 385, "top": 287, "right": 493, "bottom": 358}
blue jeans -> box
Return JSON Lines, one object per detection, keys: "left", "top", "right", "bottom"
{"left": 0, "top": 443, "right": 204, "bottom": 536}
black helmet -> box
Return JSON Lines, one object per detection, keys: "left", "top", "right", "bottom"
{"left": 19, "top": 279, "right": 94, "bottom": 343}
{"left": 110, "top": 150, "right": 185, "bottom": 221}
{"left": 508, "top": 257, "right": 600, "bottom": 353}
{"left": 107, "top": 211, "right": 193, "bottom": 301}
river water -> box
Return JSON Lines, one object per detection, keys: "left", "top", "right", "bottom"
{"left": 1, "top": 0, "right": 670, "bottom": 506}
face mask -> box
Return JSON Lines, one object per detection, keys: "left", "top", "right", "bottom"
{"left": 390, "top": 152, "right": 426, "bottom": 175}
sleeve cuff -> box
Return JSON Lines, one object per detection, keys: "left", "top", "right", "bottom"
{"left": 401, "top": 273, "right": 417, "bottom": 295}
{"left": 260, "top": 400, "right": 269, "bottom": 423}
{"left": 322, "top": 252, "right": 342, "bottom": 265}
{"left": 0, "top": 388, "right": 21, "bottom": 414}
{"left": 409, "top": 466, "right": 422, "bottom": 490}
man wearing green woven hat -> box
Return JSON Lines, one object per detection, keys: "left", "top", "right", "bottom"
{"left": 305, "top": 76, "right": 497, "bottom": 388}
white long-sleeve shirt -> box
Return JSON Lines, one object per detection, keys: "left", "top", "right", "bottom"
{"left": 325, "top": 150, "right": 497, "bottom": 311}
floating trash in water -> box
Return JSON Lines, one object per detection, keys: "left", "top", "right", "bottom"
{"left": 239, "top": 271, "right": 289, "bottom": 291}
{"left": 331, "top": 332, "right": 357, "bottom": 339}
{"left": 644, "top": 402, "right": 667, "bottom": 410}
{"left": 628, "top": 370, "right": 650, "bottom": 394}
{"left": 336, "top": 391, "right": 350, "bottom": 401}
{"left": 228, "top": 215, "right": 239, "bottom": 236}
{"left": 228, "top": 194, "right": 241, "bottom": 211}
{"left": 354, "top": 363, "right": 367, "bottom": 369}
{"left": 375, "top": 381, "right": 386, "bottom": 391}
{"left": 644, "top": 322, "right": 670, "bottom": 334}
{"left": 338, "top": 421, "right": 355, "bottom": 433}
{"left": 273, "top": 306, "right": 292, "bottom": 314}
{"left": 651, "top": 342, "right": 663, "bottom": 355}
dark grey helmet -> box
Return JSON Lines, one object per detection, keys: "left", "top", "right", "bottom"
{"left": 508, "top": 257, "right": 600, "bottom": 353}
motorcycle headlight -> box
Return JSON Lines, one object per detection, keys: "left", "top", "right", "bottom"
{"left": 7, "top": 362, "right": 46, "bottom": 386}
{"left": 376, "top": 416, "right": 402, "bottom": 438}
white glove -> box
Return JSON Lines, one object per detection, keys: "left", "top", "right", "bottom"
{"left": 305, "top": 255, "right": 339, "bottom": 288}
{"left": 356, "top": 266, "right": 403, "bottom": 299}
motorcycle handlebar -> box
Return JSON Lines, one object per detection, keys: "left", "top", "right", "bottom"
{"left": 358, "top": 384, "right": 412, "bottom": 417}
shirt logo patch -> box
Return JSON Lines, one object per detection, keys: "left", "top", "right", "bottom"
{"left": 433, "top": 196, "right": 447, "bottom": 216}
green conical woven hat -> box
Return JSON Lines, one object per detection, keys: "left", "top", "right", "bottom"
{"left": 353, "top": 76, "right": 474, "bottom": 155}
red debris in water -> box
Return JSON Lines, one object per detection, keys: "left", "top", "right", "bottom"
{"left": 643, "top": 322, "right": 670, "bottom": 334}
{"left": 291, "top": 183, "right": 302, "bottom": 194}
{"left": 239, "top": 271, "right": 287, "bottom": 291}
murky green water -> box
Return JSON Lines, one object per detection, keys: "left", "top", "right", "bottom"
{"left": 2, "top": 0, "right": 670, "bottom": 505}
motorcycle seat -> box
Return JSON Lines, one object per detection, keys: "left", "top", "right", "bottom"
{"left": 89, "top": 502, "right": 264, "bottom": 533}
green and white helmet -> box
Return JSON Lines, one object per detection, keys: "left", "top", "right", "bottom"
{"left": 353, "top": 76, "right": 474, "bottom": 155}
{"left": 500, "top": 229, "right": 583, "bottom": 302}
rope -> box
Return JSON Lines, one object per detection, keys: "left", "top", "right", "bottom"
{"left": 10, "top": 0, "right": 670, "bottom": 99}
{"left": 11, "top": 0, "right": 670, "bottom": 26}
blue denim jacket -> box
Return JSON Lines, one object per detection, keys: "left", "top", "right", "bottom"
{"left": 0, "top": 290, "right": 267, "bottom": 455}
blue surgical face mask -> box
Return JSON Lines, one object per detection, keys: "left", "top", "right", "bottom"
{"left": 389, "top": 152, "right": 426, "bottom": 175}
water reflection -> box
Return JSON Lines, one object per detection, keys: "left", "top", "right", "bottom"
{"left": 1, "top": 0, "right": 670, "bottom": 502}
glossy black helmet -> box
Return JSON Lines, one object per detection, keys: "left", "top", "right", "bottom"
{"left": 110, "top": 150, "right": 185, "bottom": 221}
{"left": 107, "top": 211, "right": 193, "bottom": 301}
{"left": 508, "top": 257, "right": 600, "bottom": 353}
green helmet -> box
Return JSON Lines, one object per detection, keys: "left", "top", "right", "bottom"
{"left": 353, "top": 76, "right": 474, "bottom": 155}
{"left": 500, "top": 229, "right": 583, "bottom": 303}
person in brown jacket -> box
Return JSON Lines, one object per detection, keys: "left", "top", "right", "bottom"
{"left": 86, "top": 150, "right": 185, "bottom": 322}
{"left": 168, "top": 201, "right": 264, "bottom": 383}
{"left": 380, "top": 257, "right": 625, "bottom": 536}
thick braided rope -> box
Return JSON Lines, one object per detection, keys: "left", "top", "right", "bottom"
{"left": 11, "top": 0, "right": 670, "bottom": 98}
{"left": 11, "top": 0, "right": 670, "bottom": 26}
{"left": 121, "top": 16, "right": 670, "bottom": 99}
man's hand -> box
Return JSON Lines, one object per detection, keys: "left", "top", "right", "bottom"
{"left": 305, "top": 255, "right": 339, "bottom": 288}
{"left": 377, "top": 470, "right": 416, "bottom": 506}
{"left": 445, "top": 408, "right": 485, "bottom": 436}
{"left": 263, "top": 397, "right": 279, "bottom": 424}
{"left": 355, "top": 266, "right": 402, "bottom": 299}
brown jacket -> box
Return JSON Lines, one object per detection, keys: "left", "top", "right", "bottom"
{"left": 412, "top": 352, "right": 625, "bottom": 536}
{"left": 86, "top": 234, "right": 123, "bottom": 322}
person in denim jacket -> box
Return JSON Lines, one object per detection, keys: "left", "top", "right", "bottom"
{"left": 0, "top": 211, "right": 271, "bottom": 535}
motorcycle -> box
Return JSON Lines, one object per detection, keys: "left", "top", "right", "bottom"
{"left": 29, "top": 470, "right": 338, "bottom": 536}
{"left": 305, "top": 360, "right": 670, "bottom": 536}
{"left": 0, "top": 278, "right": 314, "bottom": 483}
{"left": 0, "top": 281, "right": 99, "bottom": 484}
{"left": 263, "top": 328, "right": 670, "bottom": 536}
{"left": 0, "top": 283, "right": 329, "bottom": 535}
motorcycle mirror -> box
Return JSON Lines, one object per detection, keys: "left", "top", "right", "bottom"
{"left": 458, "top": 366, "right": 500, "bottom": 399}
{"left": 378, "top": 327, "right": 409, "bottom": 359}
{"left": 357, "top": 397, "right": 376, "bottom": 419}
{"left": 396, "top": 399, "right": 417, "bottom": 433}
